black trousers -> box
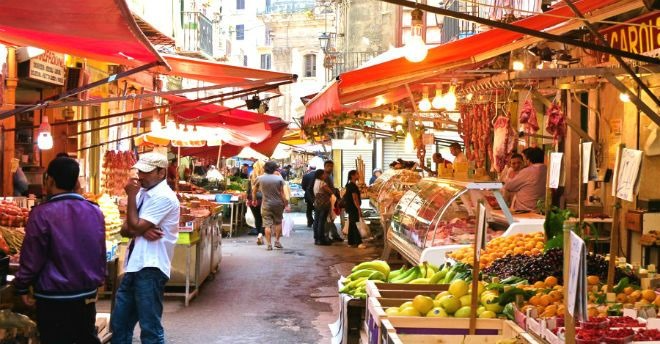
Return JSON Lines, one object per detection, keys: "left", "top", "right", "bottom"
{"left": 313, "top": 207, "right": 330, "bottom": 241}
{"left": 305, "top": 198, "right": 314, "bottom": 227}
{"left": 347, "top": 210, "right": 362, "bottom": 246}
{"left": 249, "top": 204, "right": 264, "bottom": 235}
{"left": 36, "top": 297, "right": 100, "bottom": 344}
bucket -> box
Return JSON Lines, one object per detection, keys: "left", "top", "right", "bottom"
{"left": 215, "top": 194, "right": 232, "bottom": 203}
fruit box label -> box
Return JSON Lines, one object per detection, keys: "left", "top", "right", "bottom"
{"left": 178, "top": 221, "right": 194, "bottom": 232}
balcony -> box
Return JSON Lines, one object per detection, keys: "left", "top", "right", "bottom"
{"left": 324, "top": 51, "right": 381, "bottom": 81}
{"left": 181, "top": 11, "right": 213, "bottom": 58}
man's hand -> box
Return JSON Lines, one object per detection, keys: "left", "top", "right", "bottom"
{"left": 21, "top": 294, "right": 35, "bottom": 307}
{"left": 143, "top": 227, "right": 164, "bottom": 241}
{"left": 124, "top": 178, "right": 141, "bottom": 197}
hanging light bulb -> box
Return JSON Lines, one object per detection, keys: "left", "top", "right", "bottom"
{"left": 404, "top": 132, "right": 415, "bottom": 153}
{"left": 150, "top": 117, "right": 162, "bottom": 132}
{"left": 37, "top": 116, "right": 53, "bottom": 150}
{"left": 383, "top": 114, "right": 394, "bottom": 123}
{"left": 444, "top": 85, "right": 457, "bottom": 111}
{"left": 619, "top": 92, "right": 631, "bottom": 102}
{"left": 512, "top": 60, "right": 525, "bottom": 71}
{"left": 465, "top": 93, "right": 474, "bottom": 102}
{"left": 418, "top": 86, "right": 432, "bottom": 112}
{"left": 432, "top": 84, "right": 444, "bottom": 109}
{"left": 404, "top": 9, "right": 428, "bottom": 63}
{"left": 396, "top": 116, "right": 404, "bottom": 123}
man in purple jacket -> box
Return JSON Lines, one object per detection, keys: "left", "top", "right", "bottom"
{"left": 14, "top": 157, "right": 106, "bottom": 343}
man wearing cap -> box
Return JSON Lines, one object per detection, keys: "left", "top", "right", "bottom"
{"left": 111, "top": 152, "right": 180, "bottom": 344}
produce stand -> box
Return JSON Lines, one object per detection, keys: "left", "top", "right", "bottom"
{"left": 385, "top": 178, "right": 544, "bottom": 266}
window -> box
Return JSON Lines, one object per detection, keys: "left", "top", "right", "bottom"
{"left": 260, "top": 54, "right": 271, "bottom": 70}
{"left": 243, "top": 55, "right": 248, "bottom": 66}
{"left": 303, "top": 54, "right": 316, "bottom": 78}
{"left": 265, "top": 29, "right": 272, "bottom": 45}
{"left": 236, "top": 24, "right": 244, "bottom": 40}
{"left": 236, "top": 0, "right": 245, "bottom": 10}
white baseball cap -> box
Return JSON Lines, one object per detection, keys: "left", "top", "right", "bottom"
{"left": 132, "top": 152, "right": 168, "bottom": 172}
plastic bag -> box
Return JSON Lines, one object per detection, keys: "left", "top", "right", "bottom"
{"left": 342, "top": 220, "right": 349, "bottom": 235}
{"left": 357, "top": 219, "right": 370, "bottom": 238}
{"left": 282, "top": 213, "right": 294, "bottom": 237}
{"left": 245, "top": 206, "right": 255, "bottom": 228}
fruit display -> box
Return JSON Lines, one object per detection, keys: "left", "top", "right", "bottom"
{"left": 383, "top": 279, "right": 504, "bottom": 319}
{"left": 102, "top": 150, "right": 137, "bottom": 197}
{"left": 0, "top": 200, "right": 29, "bottom": 227}
{"left": 84, "top": 193, "right": 123, "bottom": 237}
{"left": 449, "top": 232, "right": 545, "bottom": 268}
{"left": 339, "top": 260, "right": 472, "bottom": 299}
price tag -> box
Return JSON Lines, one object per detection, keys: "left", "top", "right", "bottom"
{"left": 646, "top": 317, "right": 660, "bottom": 330}
{"left": 623, "top": 308, "right": 638, "bottom": 318}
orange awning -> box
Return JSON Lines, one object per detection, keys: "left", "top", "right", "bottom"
{"left": 0, "top": 0, "right": 167, "bottom": 68}
{"left": 303, "top": 0, "right": 622, "bottom": 126}
{"left": 160, "top": 54, "right": 296, "bottom": 87}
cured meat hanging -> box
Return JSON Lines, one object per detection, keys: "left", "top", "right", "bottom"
{"left": 546, "top": 102, "right": 567, "bottom": 145}
{"left": 458, "top": 102, "right": 495, "bottom": 169}
{"left": 492, "top": 115, "right": 516, "bottom": 173}
{"left": 519, "top": 100, "right": 540, "bottom": 135}
{"left": 102, "top": 150, "right": 137, "bottom": 196}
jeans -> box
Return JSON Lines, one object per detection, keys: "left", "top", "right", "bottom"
{"left": 111, "top": 268, "right": 169, "bottom": 344}
{"left": 249, "top": 204, "right": 264, "bottom": 235}
{"left": 305, "top": 198, "right": 314, "bottom": 227}
{"left": 313, "top": 207, "right": 330, "bottom": 241}
{"left": 37, "top": 297, "right": 100, "bottom": 344}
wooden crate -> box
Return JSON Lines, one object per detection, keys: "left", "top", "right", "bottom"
{"left": 366, "top": 297, "right": 412, "bottom": 344}
{"left": 382, "top": 318, "right": 533, "bottom": 344}
{"left": 365, "top": 280, "right": 448, "bottom": 299}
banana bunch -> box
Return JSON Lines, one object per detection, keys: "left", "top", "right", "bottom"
{"left": 388, "top": 262, "right": 472, "bottom": 285}
{"left": 339, "top": 260, "right": 390, "bottom": 299}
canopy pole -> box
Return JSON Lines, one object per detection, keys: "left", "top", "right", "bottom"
{"left": 176, "top": 146, "right": 181, "bottom": 193}
{"left": 216, "top": 143, "right": 223, "bottom": 169}
{"left": 0, "top": 61, "right": 162, "bottom": 120}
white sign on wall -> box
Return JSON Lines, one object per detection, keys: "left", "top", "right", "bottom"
{"left": 27, "top": 51, "right": 66, "bottom": 85}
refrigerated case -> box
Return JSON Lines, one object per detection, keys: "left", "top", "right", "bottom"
{"left": 388, "top": 178, "right": 543, "bottom": 266}
{"left": 368, "top": 169, "right": 422, "bottom": 236}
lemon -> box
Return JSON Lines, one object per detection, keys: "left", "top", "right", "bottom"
{"left": 426, "top": 307, "right": 448, "bottom": 318}
{"left": 398, "top": 307, "right": 421, "bottom": 316}
{"left": 454, "top": 306, "right": 472, "bottom": 318}
{"left": 439, "top": 295, "right": 462, "bottom": 314}
{"left": 449, "top": 279, "right": 469, "bottom": 298}
{"left": 385, "top": 307, "right": 400, "bottom": 316}
{"left": 435, "top": 291, "right": 451, "bottom": 300}
{"left": 459, "top": 295, "right": 473, "bottom": 307}
{"left": 479, "top": 310, "right": 497, "bottom": 318}
{"left": 412, "top": 295, "right": 435, "bottom": 314}
{"left": 399, "top": 301, "right": 413, "bottom": 311}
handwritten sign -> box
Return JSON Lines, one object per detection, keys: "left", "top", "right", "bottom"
{"left": 548, "top": 153, "right": 563, "bottom": 189}
{"left": 614, "top": 148, "right": 643, "bottom": 202}
{"left": 582, "top": 142, "right": 598, "bottom": 183}
{"left": 568, "top": 231, "right": 587, "bottom": 321}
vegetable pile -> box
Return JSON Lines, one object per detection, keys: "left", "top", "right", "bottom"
{"left": 448, "top": 232, "right": 545, "bottom": 268}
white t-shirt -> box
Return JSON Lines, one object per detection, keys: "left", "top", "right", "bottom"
{"left": 125, "top": 179, "right": 180, "bottom": 278}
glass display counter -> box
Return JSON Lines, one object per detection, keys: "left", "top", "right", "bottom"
{"left": 387, "top": 178, "right": 544, "bottom": 266}
{"left": 368, "top": 169, "right": 422, "bottom": 236}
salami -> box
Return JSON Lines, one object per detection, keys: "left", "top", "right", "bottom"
{"left": 492, "top": 115, "right": 516, "bottom": 173}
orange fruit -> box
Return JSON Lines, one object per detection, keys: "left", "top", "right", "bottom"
{"left": 536, "top": 242, "right": 545, "bottom": 250}
{"left": 549, "top": 290, "right": 563, "bottom": 302}
{"left": 533, "top": 281, "right": 546, "bottom": 289}
{"left": 587, "top": 275, "right": 600, "bottom": 285}
{"left": 545, "top": 276, "right": 558, "bottom": 287}
{"left": 540, "top": 295, "right": 553, "bottom": 307}
{"left": 529, "top": 295, "right": 541, "bottom": 306}
{"left": 616, "top": 293, "right": 627, "bottom": 303}
{"left": 654, "top": 295, "right": 660, "bottom": 307}
{"left": 623, "top": 286, "right": 634, "bottom": 295}
{"left": 629, "top": 290, "right": 642, "bottom": 302}
{"left": 642, "top": 289, "right": 656, "bottom": 302}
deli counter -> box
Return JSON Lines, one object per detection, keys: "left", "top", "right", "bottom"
{"left": 388, "top": 178, "right": 544, "bottom": 266}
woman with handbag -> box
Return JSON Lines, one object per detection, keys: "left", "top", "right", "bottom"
{"left": 343, "top": 170, "right": 366, "bottom": 248}
{"left": 247, "top": 161, "right": 265, "bottom": 245}
{"left": 312, "top": 170, "right": 333, "bottom": 245}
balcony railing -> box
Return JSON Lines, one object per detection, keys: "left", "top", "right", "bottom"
{"left": 324, "top": 51, "right": 381, "bottom": 81}
{"left": 182, "top": 11, "right": 213, "bottom": 57}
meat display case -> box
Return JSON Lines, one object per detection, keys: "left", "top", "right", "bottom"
{"left": 368, "top": 169, "right": 422, "bottom": 235}
{"left": 387, "top": 178, "right": 544, "bottom": 266}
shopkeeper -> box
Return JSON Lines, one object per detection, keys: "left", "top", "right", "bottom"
{"left": 503, "top": 147, "right": 546, "bottom": 212}
{"left": 449, "top": 142, "right": 467, "bottom": 164}
{"left": 422, "top": 153, "right": 451, "bottom": 176}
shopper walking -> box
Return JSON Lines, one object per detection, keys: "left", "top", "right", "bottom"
{"left": 344, "top": 170, "right": 366, "bottom": 248}
{"left": 312, "top": 170, "right": 333, "bottom": 245}
{"left": 301, "top": 165, "right": 317, "bottom": 227}
{"left": 14, "top": 157, "right": 106, "bottom": 344}
{"left": 252, "top": 161, "right": 288, "bottom": 250}
{"left": 247, "top": 160, "right": 265, "bottom": 244}
{"left": 111, "top": 152, "right": 180, "bottom": 344}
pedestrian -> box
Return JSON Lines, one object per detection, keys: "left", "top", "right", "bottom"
{"left": 14, "top": 157, "right": 106, "bottom": 344}
{"left": 312, "top": 169, "right": 333, "bottom": 245}
{"left": 301, "top": 165, "right": 317, "bottom": 228}
{"left": 322, "top": 160, "right": 343, "bottom": 241}
{"left": 344, "top": 170, "right": 366, "bottom": 248}
{"left": 368, "top": 168, "right": 382, "bottom": 185}
{"left": 247, "top": 160, "right": 265, "bottom": 243}
{"left": 111, "top": 152, "right": 180, "bottom": 344}
{"left": 252, "top": 161, "right": 288, "bottom": 250}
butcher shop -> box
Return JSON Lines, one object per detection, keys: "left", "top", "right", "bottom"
{"left": 304, "top": 1, "right": 660, "bottom": 339}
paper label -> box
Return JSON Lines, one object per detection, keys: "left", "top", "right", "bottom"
{"left": 615, "top": 148, "right": 643, "bottom": 201}
{"left": 549, "top": 153, "right": 563, "bottom": 189}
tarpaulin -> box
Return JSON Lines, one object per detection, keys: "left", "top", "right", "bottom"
{"left": 0, "top": 0, "right": 167, "bottom": 68}
{"left": 303, "top": 0, "right": 622, "bottom": 126}
{"left": 160, "top": 54, "right": 296, "bottom": 87}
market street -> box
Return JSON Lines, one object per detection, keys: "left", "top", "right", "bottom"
{"left": 99, "top": 212, "right": 379, "bottom": 344}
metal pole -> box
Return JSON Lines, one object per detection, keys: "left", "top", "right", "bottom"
{"left": 377, "top": 0, "right": 660, "bottom": 65}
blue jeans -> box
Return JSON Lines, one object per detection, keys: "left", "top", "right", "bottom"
{"left": 111, "top": 268, "right": 168, "bottom": 344}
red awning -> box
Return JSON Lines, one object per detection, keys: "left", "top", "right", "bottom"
{"left": 0, "top": 0, "right": 167, "bottom": 68}
{"left": 160, "top": 54, "right": 296, "bottom": 87}
{"left": 303, "top": 0, "right": 621, "bottom": 125}
{"left": 161, "top": 94, "right": 289, "bottom": 158}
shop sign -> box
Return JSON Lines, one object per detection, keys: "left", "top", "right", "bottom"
{"left": 598, "top": 11, "right": 660, "bottom": 64}
{"left": 26, "top": 51, "right": 65, "bottom": 85}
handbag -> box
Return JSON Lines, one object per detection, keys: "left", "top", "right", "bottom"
{"left": 357, "top": 219, "right": 371, "bottom": 238}
{"left": 245, "top": 206, "right": 255, "bottom": 228}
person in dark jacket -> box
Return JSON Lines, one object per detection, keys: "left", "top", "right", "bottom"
{"left": 344, "top": 170, "right": 365, "bottom": 248}
{"left": 14, "top": 157, "right": 106, "bottom": 344}
{"left": 301, "top": 165, "right": 317, "bottom": 227}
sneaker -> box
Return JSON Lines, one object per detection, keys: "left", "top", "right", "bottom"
{"left": 357, "top": 244, "right": 367, "bottom": 249}
{"left": 266, "top": 244, "right": 273, "bottom": 251}
{"left": 256, "top": 234, "right": 263, "bottom": 245}
{"left": 274, "top": 242, "right": 283, "bottom": 249}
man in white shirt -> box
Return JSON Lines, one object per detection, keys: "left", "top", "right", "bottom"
{"left": 449, "top": 142, "right": 467, "bottom": 164}
{"left": 111, "top": 152, "right": 180, "bottom": 344}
